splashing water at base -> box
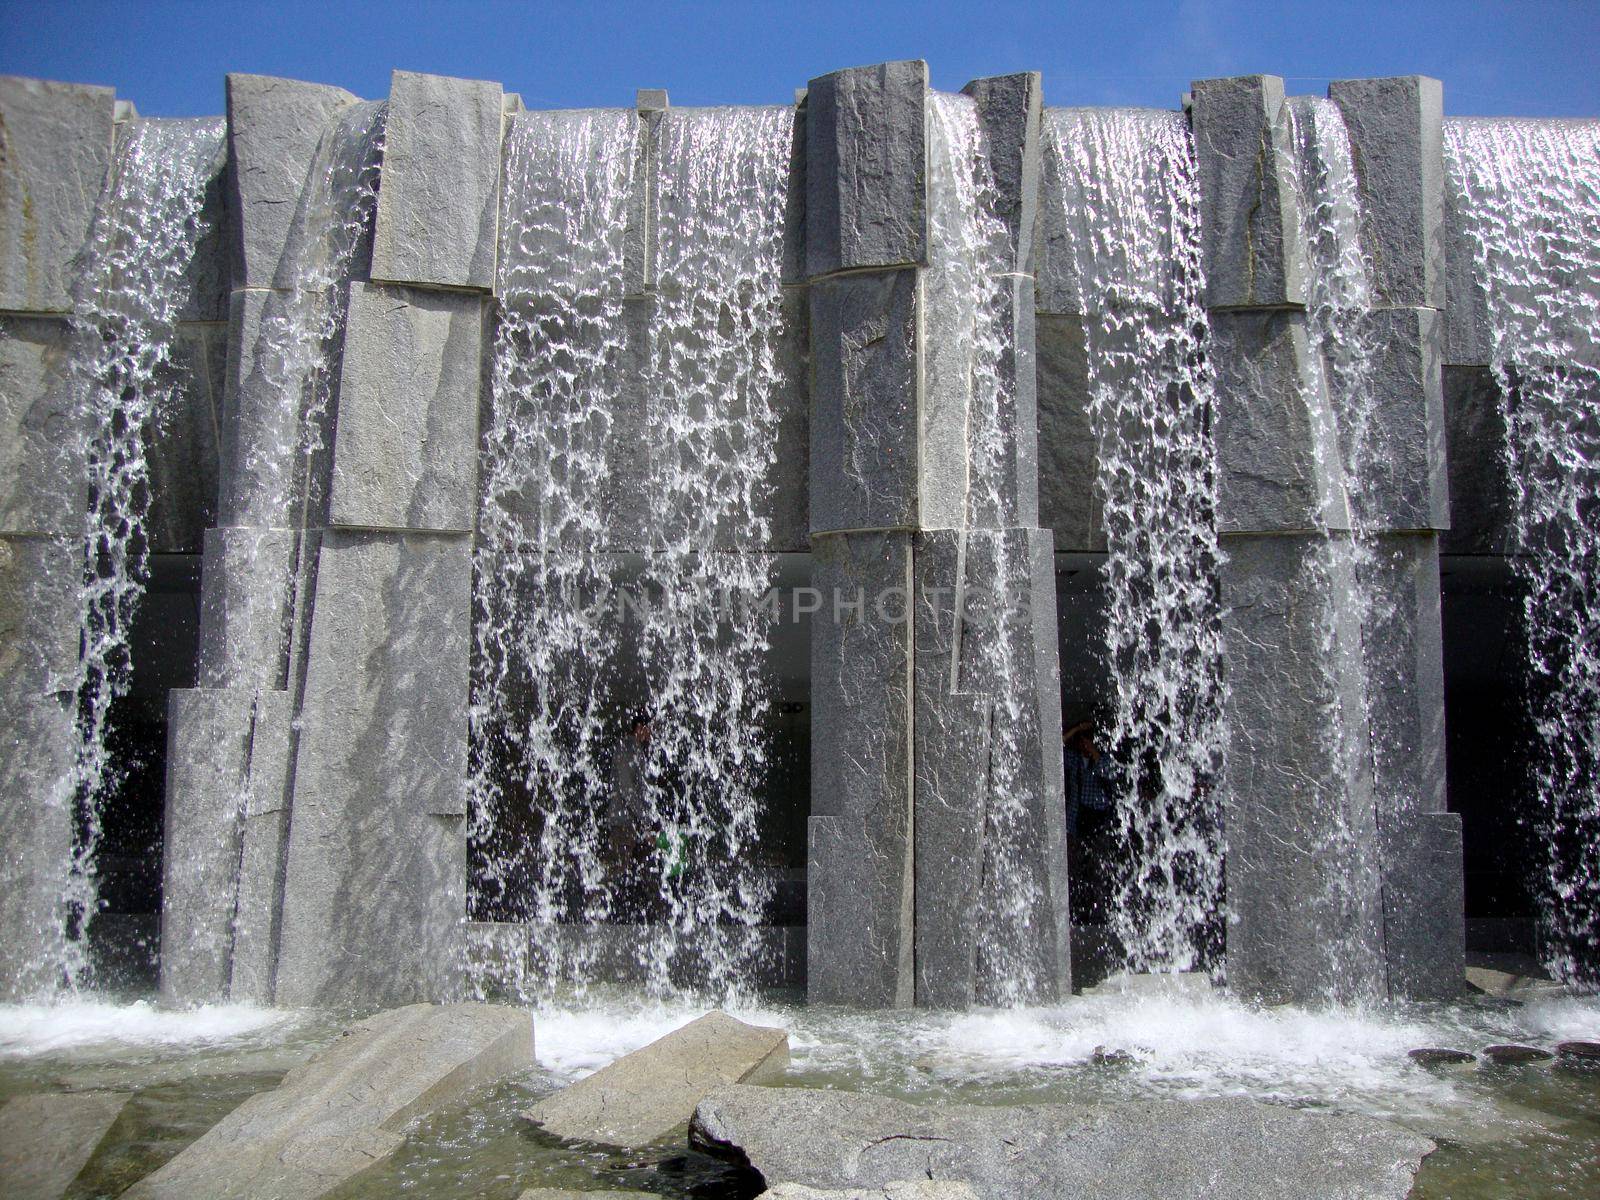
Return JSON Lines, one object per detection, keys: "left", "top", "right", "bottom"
{"left": 1445, "top": 118, "right": 1600, "bottom": 988}
{"left": 1047, "top": 107, "right": 1228, "bottom": 977}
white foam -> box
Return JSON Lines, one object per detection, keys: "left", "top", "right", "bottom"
{"left": 0, "top": 1000, "right": 293, "bottom": 1058}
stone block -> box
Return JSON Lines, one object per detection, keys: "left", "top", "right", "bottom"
{"left": 173, "top": 121, "right": 232, "bottom": 323}
{"left": 1219, "top": 533, "right": 1386, "bottom": 1004}
{"left": 1382, "top": 811, "right": 1465, "bottom": 1002}
{"left": 760, "top": 1187, "right": 978, "bottom": 1200}
{"left": 0, "top": 533, "right": 78, "bottom": 1000}
{"left": 224, "top": 74, "right": 358, "bottom": 289}
{"left": 690, "top": 1086, "right": 1435, "bottom": 1200}
{"left": 146, "top": 323, "right": 226, "bottom": 554}
{"left": 768, "top": 288, "right": 811, "bottom": 551}
{"left": 370, "top": 70, "right": 502, "bottom": 291}
{"left": 1035, "top": 313, "right": 1104, "bottom": 551}
{"left": 1033, "top": 117, "right": 1084, "bottom": 317}
{"left": 521, "top": 1191, "right": 654, "bottom": 1200}
{"left": 1189, "top": 74, "right": 1306, "bottom": 308}
{"left": 1210, "top": 309, "right": 1346, "bottom": 534}
{"left": 808, "top": 269, "right": 919, "bottom": 534}
{"left": 125, "top": 1004, "right": 531, "bottom": 1200}
{"left": 961, "top": 73, "right": 1042, "bottom": 274}
{"left": 216, "top": 286, "right": 297, "bottom": 529}
{"left": 524, "top": 1011, "right": 788, "bottom": 1147}
{"left": 1351, "top": 306, "right": 1448, "bottom": 532}
{"left": 228, "top": 688, "right": 295, "bottom": 1003}
{"left": 1328, "top": 77, "right": 1445, "bottom": 308}
{"left": 0, "top": 1091, "right": 129, "bottom": 1200}
{"left": 1442, "top": 143, "right": 1490, "bottom": 365}
{"left": 805, "top": 61, "right": 928, "bottom": 277}
{"left": 196, "top": 524, "right": 296, "bottom": 690}
{"left": 1440, "top": 365, "right": 1513, "bottom": 555}
{"left": 808, "top": 531, "right": 914, "bottom": 1006}
{"left": 273, "top": 531, "right": 470, "bottom": 1007}
{"left": 159, "top": 687, "right": 255, "bottom": 1004}
{"left": 0, "top": 316, "right": 86, "bottom": 536}
{"left": 0, "top": 76, "right": 115, "bottom": 313}
{"left": 329, "top": 283, "right": 483, "bottom": 532}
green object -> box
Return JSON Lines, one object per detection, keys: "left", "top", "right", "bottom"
{"left": 656, "top": 829, "right": 686, "bottom": 879}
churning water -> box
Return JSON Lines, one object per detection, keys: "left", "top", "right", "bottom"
{"left": 473, "top": 105, "right": 792, "bottom": 999}
{"left": 49, "top": 117, "right": 225, "bottom": 988}
{"left": 1444, "top": 118, "right": 1600, "bottom": 986}
{"left": 1046, "top": 107, "right": 1228, "bottom": 976}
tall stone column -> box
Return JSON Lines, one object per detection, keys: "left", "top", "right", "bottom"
{"left": 1192, "top": 74, "right": 1386, "bottom": 1004}
{"left": 271, "top": 69, "right": 500, "bottom": 1007}
{"left": 805, "top": 63, "right": 1068, "bottom": 1008}
{"left": 160, "top": 74, "right": 359, "bottom": 1004}
{"left": 1330, "top": 76, "right": 1463, "bottom": 1000}
{"left": 0, "top": 76, "right": 116, "bottom": 999}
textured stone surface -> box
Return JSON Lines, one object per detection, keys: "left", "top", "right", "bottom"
{"left": 228, "top": 688, "right": 295, "bottom": 1004}
{"left": 125, "top": 1004, "right": 531, "bottom": 1200}
{"left": 224, "top": 74, "right": 358, "bottom": 289}
{"left": 762, "top": 1187, "right": 978, "bottom": 1200}
{"left": 808, "top": 269, "right": 919, "bottom": 533}
{"left": 0, "top": 316, "right": 85, "bottom": 535}
{"left": 371, "top": 70, "right": 502, "bottom": 290}
{"left": 1353, "top": 307, "right": 1448, "bottom": 532}
{"left": 0, "top": 533, "right": 78, "bottom": 1000}
{"left": 1189, "top": 74, "right": 1305, "bottom": 309}
{"left": 525, "top": 1012, "right": 788, "bottom": 1147}
{"left": 1219, "top": 533, "right": 1386, "bottom": 1004}
{"left": 1211, "top": 309, "right": 1346, "bottom": 534}
{"left": 0, "top": 1091, "right": 129, "bottom": 1200}
{"left": 1329, "top": 77, "right": 1445, "bottom": 308}
{"left": 1035, "top": 314, "right": 1103, "bottom": 550}
{"left": 1442, "top": 128, "right": 1491, "bottom": 367}
{"left": 0, "top": 76, "right": 115, "bottom": 313}
{"left": 329, "top": 283, "right": 482, "bottom": 532}
{"left": 159, "top": 687, "right": 255, "bottom": 1004}
{"left": 195, "top": 524, "right": 296, "bottom": 689}
{"left": 691, "top": 1086, "right": 1434, "bottom": 1199}
{"left": 273, "top": 531, "right": 469, "bottom": 1007}
{"left": 216, "top": 286, "right": 296, "bottom": 528}
{"left": 519, "top": 1191, "right": 654, "bottom": 1200}
{"left": 146, "top": 323, "right": 226, "bottom": 553}
{"left": 1440, "top": 365, "right": 1512, "bottom": 555}
{"left": 173, "top": 123, "right": 232, "bottom": 323}
{"left": 1033, "top": 120, "right": 1083, "bottom": 317}
{"left": 805, "top": 61, "right": 927, "bottom": 277}
{"left": 1382, "top": 812, "right": 1465, "bottom": 1002}
{"left": 808, "top": 531, "right": 914, "bottom": 1007}
{"left": 962, "top": 73, "right": 1041, "bottom": 275}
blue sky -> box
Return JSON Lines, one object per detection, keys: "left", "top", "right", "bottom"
{"left": 2, "top": 0, "right": 1596, "bottom": 118}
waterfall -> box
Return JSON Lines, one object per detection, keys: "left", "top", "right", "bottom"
{"left": 926, "top": 92, "right": 1053, "bottom": 1002}
{"left": 1445, "top": 118, "right": 1600, "bottom": 985}
{"left": 473, "top": 105, "right": 791, "bottom": 1000}
{"left": 54, "top": 117, "right": 225, "bottom": 986}
{"left": 1047, "top": 108, "right": 1228, "bottom": 975}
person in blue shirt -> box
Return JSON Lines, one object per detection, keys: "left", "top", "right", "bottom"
{"left": 1063, "top": 717, "right": 1115, "bottom": 838}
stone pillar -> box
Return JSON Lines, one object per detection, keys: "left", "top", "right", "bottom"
{"left": 159, "top": 73, "right": 360, "bottom": 1005}
{"left": 806, "top": 64, "right": 1067, "bottom": 1008}
{"left": 1192, "top": 75, "right": 1386, "bottom": 1004}
{"left": 271, "top": 70, "right": 498, "bottom": 1007}
{"left": 804, "top": 61, "right": 926, "bottom": 1007}
{"left": 0, "top": 76, "right": 115, "bottom": 999}
{"left": 1330, "top": 75, "right": 1462, "bottom": 999}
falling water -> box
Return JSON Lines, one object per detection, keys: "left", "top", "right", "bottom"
{"left": 53, "top": 118, "right": 225, "bottom": 986}
{"left": 926, "top": 92, "right": 1055, "bottom": 1002}
{"left": 473, "top": 106, "right": 791, "bottom": 1000}
{"left": 1445, "top": 118, "right": 1600, "bottom": 985}
{"left": 472, "top": 109, "right": 639, "bottom": 988}
{"left": 1046, "top": 108, "right": 1228, "bottom": 975}
{"left": 634, "top": 106, "right": 790, "bottom": 994}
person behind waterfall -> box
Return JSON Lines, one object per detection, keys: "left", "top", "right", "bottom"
{"left": 1063, "top": 717, "right": 1114, "bottom": 839}
{"left": 1064, "top": 716, "right": 1116, "bottom": 923}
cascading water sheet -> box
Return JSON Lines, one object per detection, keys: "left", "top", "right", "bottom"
{"left": 1445, "top": 118, "right": 1600, "bottom": 985}
{"left": 53, "top": 117, "right": 225, "bottom": 987}
{"left": 1047, "top": 107, "right": 1228, "bottom": 975}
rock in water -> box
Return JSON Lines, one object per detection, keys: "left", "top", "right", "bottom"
{"left": 690, "top": 1085, "right": 1434, "bottom": 1200}
{"left": 525, "top": 1011, "right": 788, "bottom": 1148}
{"left": 1555, "top": 1040, "right": 1600, "bottom": 1063}
{"left": 517, "top": 1191, "right": 656, "bottom": 1199}
{"left": 0, "top": 1092, "right": 129, "bottom": 1200}
{"left": 1481, "top": 1043, "right": 1554, "bottom": 1065}
{"left": 1408, "top": 1048, "right": 1476, "bottom": 1065}
{"left": 124, "top": 1004, "right": 531, "bottom": 1200}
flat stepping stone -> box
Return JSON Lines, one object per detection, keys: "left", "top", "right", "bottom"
{"left": 1481, "top": 1043, "right": 1554, "bottom": 1065}
{"left": 1408, "top": 1048, "right": 1476, "bottom": 1065}
{"left": 123, "top": 1003, "right": 531, "bottom": 1200}
{"left": 761, "top": 1185, "right": 981, "bottom": 1199}
{"left": 524, "top": 1010, "right": 788, "bottom": 1148}
{"left": 0, "top": 1092, "right": 129, "bottom": 1200}
{"left": 1555, "top": 1040, "right": 1600, "bottom": 1062}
